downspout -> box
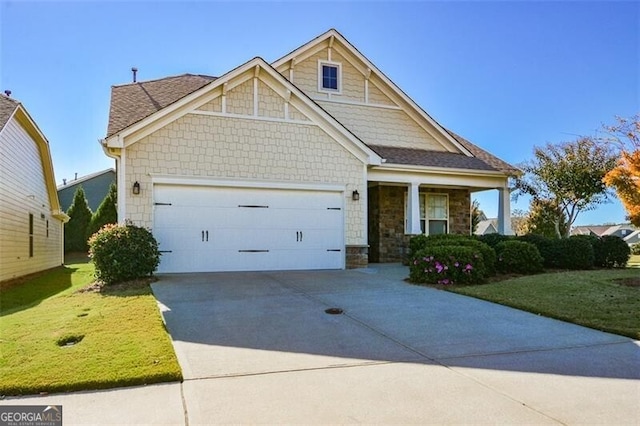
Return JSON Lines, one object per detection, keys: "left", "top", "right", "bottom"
{"left": 99, "top": 138, "right": 125, "bottom": 223}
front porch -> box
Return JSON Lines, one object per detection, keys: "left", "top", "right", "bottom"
{"left": 367, "top": 182, "right": 512, "bottom": 263}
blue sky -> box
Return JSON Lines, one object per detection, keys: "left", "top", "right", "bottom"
{"left": 1, "top": 1, "right": 638, "bottom": 225}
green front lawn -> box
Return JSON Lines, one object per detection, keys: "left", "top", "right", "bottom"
{"left": 448, "top": 269, "right": 640, "bottom": 339}
{"left": 0, "top": 257, "right": 182, "bottom": 396}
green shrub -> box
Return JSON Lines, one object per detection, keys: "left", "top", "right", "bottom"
{"left": 632, "top": 243, "right": 640, "bottom": 256}
{"left": 517, "top": 234, "right": 562, "bottom": 268}
{"left": 494, "top": 241, "right": 544, "bottom": 274}
{"left": 88, "top": 223, "right": 160, "bottom": 285}
{"left": 476, "top": 233, "right": 514, "bottom": 248}
{"left": 598, "top": 235, "right": 631, "bottom": 268}
{"left": 86, "top": 183, "right": 117, "bottom": 241}
{"left": 410, "top": 246, "right": 487, "bottom": 285}
{"left": 409, "top": 234, "right": 496, "bottom": 275}
{"left": 64, "top": 186, "right": 93, "bottom": 253}
{"left": 557, "top": 236, "right": 595, "bottom": 270}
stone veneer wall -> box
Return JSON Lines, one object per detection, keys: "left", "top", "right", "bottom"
{"left": 368, "top": 185, "right": 471, "bottom": 263}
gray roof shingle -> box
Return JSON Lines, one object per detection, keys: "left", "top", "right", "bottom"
{"left": 105, "top": 72, "right": 518, "bottom": 176}
{"left": 369, "top": 145, "right": 500, "bottom": 172}
{"left": 107, "top": 73, "right": 216, "bottom": 137}
{"left": 0, "top": 95, "right": 20, "bottom": 131}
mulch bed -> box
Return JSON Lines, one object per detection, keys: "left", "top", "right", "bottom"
{"left": 78, "top": 276, "right": 157, "bottom": 294}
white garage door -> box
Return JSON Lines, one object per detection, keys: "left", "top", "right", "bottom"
{"left": 153, "top": 184, "right": 345, "bottom": 273}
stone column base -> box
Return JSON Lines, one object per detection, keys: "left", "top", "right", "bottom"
{"left": 346, "top": 245, "right": 368, "bottom": 269}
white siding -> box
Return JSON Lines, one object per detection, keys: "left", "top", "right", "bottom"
{"left": 0, "top": 118, "right": 63, "bottom": 282}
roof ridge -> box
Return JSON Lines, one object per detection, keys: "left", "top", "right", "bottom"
{"left": 112, "top": 73, "right": 216, "bottom": 88}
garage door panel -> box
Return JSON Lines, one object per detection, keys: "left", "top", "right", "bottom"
{"left": 153, "top": 184, "right": 345, "bottom": 273}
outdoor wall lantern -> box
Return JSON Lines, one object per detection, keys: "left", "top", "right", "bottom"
{"left": 132, "top": 181, "right": 140, "bottom": 195}
{"left": 352, "top": 190, "right": 360, "bottom": 201}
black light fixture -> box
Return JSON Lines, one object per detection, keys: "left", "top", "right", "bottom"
{"left": 132, "top": 181, "right": 140, "bottom": 195}
{"left": 352, "top": 190, "right": 360, "bottom": 201}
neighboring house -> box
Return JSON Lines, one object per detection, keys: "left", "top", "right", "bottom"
{"left": 475, "top": 219, "right": 498, "bottom": 235}
{"left": 0, "top": 94, "right": 68, "bottom": 282}
{"left": 102, "top": 29, "right": 518, "bottom": 273}
{"left": 57, "top": 168, "right": 116, "bottom": 212}
{"left": 601, "top": 224, "right": 636, "bottom": 239}
{"left": 624, "top": 230, "right": 640, "bottom": 246}
{"left": 571, "top": 224, "right": 637, "bottom": 239}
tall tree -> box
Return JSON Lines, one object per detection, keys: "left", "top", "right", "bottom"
{"left": 86, "top": 183, "right": 118, "bottom": 240}
{"left": 510, "top": 208, "right": 528, "bottom": 236}
{"left": 520, "top": 199, "right": 569, "bottom": 238}
{"left": 514, "top": 137, "right": 617, "bottom": 237}
{"left": 65, "top": 186, "right": 93, "bottom": 253}
{"left": 600, "top": 114, "right": 640, "bottom": 226}
{"left": 471, "top": 199, "right": 483, "bottom": 234}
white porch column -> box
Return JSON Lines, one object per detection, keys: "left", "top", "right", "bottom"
{"left": 407, "top": 182, "right": 422, "bottom": 234}
{"left": 497, "top": 186, "right": 513, "bottom": 235}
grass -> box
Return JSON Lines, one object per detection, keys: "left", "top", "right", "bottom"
{"left": 447, "top": 268, "right": 640, "bottom": 340}
{"left": 0, "top": 256, "right": 182, "bottom": 396}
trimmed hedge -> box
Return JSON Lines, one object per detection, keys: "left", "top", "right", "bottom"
{"left": 558, "top": 237, "right": 594, "bottom": 270}
{"left": 476, "top": 233, "right": 514, "bottom": 248}
{"left": 410, "top": 246, "right": 487, "bottom": 285}
{"left": 598, "top": 235, "right": 631, "bottom": 268}
{"left": 517, "top": 234, "right": 562, "bottom": 268}
{"left": 410, "top": 234, "right": 496, "bottom": 275}
{"left": 89, "top": 223, "right": 160, "bottom": 285}
{"left": 495, "top": 241, "right": 544, "bottom": 274}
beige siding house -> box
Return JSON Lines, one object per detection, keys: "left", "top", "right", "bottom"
{"left": 102, "top": 29, "right": 517, "bottom": 273}
{"left": 0, "top": 94, "right": 68, "bottom": 282}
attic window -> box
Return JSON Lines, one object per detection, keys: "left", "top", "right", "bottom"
{"left": 318, "top": 60, "right": 342, "bottom": 94}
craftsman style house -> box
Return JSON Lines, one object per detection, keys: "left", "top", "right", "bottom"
{"left": 102, "top": 29, "right": 517, "bottom": 273}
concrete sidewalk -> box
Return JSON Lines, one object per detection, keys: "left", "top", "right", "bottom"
{"left": 2, "top": 264, "right": 639, "bottom": 424}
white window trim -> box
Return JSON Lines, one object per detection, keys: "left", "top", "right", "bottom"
{"left": 318, "top": 60, "right": 342, "bottom": 94}
{"left": 404, "top": 192, "right": 450, "bottom": 235}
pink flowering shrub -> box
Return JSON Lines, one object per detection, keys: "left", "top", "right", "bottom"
{"left": 409, "top": 234, "right": 497, "bottom": 275}
{"left": 409, "top": 246, "right": 488, "bottom": 285}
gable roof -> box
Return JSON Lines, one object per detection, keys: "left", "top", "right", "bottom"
{"left": 57, "top": 168, "right": 115, "bottom": 190}
{"left": 105, "top": 57, "right": 382, "bottom": 165}
{"left": 272, "top": 29, "right": 473, "bottom": 156}
{"left": 0, "top": 94, "right": 20, "bottom": 131}
{"left": 0, "top": 94, "right": 68, "bottom": 222}
{"left": 105, "top": 30, "right": 517, "bottom": 176}
{"left": 107, "top": 74, "right": 216, "bottom": 137}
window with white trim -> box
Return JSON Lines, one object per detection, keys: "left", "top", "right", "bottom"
{"left": 318, "top": 60, "right": 342, "bottom": 93}
{"left": 405, "top": 193, "right": 449, "bottom": 235}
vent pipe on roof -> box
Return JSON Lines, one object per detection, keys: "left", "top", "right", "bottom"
{"left": 75, "top": 173, "right": 78, "bottom": 181}
{"left": 4, "top": 90, "right": 11, "bottom": 97}
{"left": 131, "top": 67, "right": 138, "bottom": 83}
{"left": 63, "top": 179, "right": 67, "bottom": 185}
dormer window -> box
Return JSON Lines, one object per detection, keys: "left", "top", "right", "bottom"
{"left": 318, "top": 60, "right": 342, "bottom": 94}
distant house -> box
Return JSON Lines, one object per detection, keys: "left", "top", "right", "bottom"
{"left": 0, "top": 94, "right": 69, "bottom": 282}
{"left": 57, "top": 168, "right": 115, "bottom": 212}
{"left": 623, "top": 230, "right": 640, "bottom": 246}
{"left": 571, "top": 224, "right": 636, "bottom": 238}
{"left": 475, "top": 218, "right": 498, "bottom": 235}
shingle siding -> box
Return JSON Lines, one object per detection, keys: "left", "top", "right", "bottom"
{"left": 125, "top": 115, "right": 366, "bottom": 245}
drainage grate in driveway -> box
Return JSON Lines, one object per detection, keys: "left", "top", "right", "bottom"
{"left": 324, "top": 307, "right": 344, "bottom": 315}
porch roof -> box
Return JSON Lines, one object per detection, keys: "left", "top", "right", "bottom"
{"left": 369, "top": 145, "right": 501, "bottom": 173}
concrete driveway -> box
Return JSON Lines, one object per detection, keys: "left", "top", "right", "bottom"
{"left": 4, "top": 265, "right": 638, "bottom": 424}
{"left": 151, "top": 264, "right": 640, "bottom": 424}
